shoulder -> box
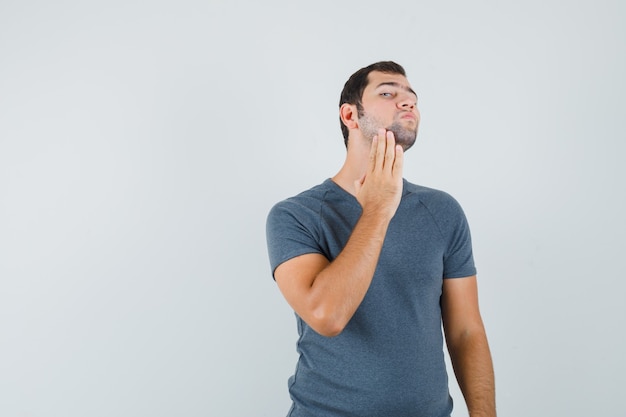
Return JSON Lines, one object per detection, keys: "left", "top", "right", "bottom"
{"left": 267, "top": 179, "right": 346, "bottom": 238}
{"left": 267, "top": 180, "right": 333, "bottom": 221}
{"left": 402, "top": 180, "right": 472, "bottom": 242}
{"left": 403, "top": 180, "right": 465, "bottom": 216}
{"left": 266, "top": 180, "right": 337, "bottom": 273}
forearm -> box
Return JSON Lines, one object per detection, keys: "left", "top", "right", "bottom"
{"left": 448, "top": 330, "right": 496, "bottom": 417}
{"left": 307, "top": 210, "right": 391, "bottom": 336}
{"left": 275, "top": 131, "right": 403, "bottom": 337}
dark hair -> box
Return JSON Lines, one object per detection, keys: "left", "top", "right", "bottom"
{"left": 339, "top": 61, "right": 407, "bottom": 147}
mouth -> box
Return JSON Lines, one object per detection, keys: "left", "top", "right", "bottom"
{"left": 399, "top": 112, "right": 416, "bottom": 120}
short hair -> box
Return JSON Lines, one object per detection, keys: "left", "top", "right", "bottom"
{"left": 339, "top": 61, "right": 407, "bottom": 147}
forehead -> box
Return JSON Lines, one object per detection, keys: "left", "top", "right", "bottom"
{"left": 364, "top": 71, "right": 416, "bottom": 96}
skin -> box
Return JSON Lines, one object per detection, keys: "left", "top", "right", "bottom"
{"left": 274, "top": 71, "right": 496, "bottom": 417}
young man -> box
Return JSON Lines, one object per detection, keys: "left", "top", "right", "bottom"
{"left": 266, "top": 61, "right": 496, "bottom": 417}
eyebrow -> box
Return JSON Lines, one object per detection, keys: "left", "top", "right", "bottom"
{"left": 376, "top": 82, "right": 418, "bottom": 99}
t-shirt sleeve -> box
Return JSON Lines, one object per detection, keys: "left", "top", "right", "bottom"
{"left": 266, "top": 200, "right": 325, "bottom": 279}
{"left": 437, "top": 194, "right": 477, "bottom": 279}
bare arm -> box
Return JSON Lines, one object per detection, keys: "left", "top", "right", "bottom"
{"left": 441, "top": 276, "right": 496, "bottom": 417}
{"left": 275, "top": 131, "right": 403, "bottom": 337}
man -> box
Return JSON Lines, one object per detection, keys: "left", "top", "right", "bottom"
{"left": 266, "top": 61, "right": 495, "bottom": 417}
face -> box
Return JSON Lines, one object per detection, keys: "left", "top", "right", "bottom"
{"left": 357, "top": 71, "right": 420, "bottom": 151}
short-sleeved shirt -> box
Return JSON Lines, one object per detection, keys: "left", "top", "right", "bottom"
{"left": 266, "top": 178, "right": 476, "bottom": 417}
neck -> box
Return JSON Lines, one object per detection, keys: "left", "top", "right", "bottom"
{"left": 331, "top": 138, "right": 371, "bottom": 196}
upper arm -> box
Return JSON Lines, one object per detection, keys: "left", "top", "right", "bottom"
{"left": 441, "top": 275, "right": 486, "bottom": 343}
{"left": 274, "top": 253, "right": 330, "bottom": 321}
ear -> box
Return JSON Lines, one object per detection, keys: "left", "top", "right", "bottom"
{"left": 339, "top": 103, "right": 359, "bottom": 130}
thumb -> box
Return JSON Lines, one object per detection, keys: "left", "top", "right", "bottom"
{"left": 354, "top": 173, "right": 366, "bottom": 195}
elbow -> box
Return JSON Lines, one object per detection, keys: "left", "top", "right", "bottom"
{"left": 316, "top": 323, "right": 345, "bottom": 338}
{"left": 313, "top": 322, "right": 345, "bottom": 338}
{"left": 308, "top": 306, "right": 348, "bottom": 337}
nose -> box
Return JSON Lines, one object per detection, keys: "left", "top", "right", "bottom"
{"left": 397, "top": 95, "right": 416, "bottom": 110}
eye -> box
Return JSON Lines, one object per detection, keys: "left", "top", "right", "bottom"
{"left": 380, "top": 92, "right": 393, "bottom": 97}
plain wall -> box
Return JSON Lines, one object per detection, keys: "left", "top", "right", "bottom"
{"left": 1, "top": 0, "right": 624, "bottom": 416}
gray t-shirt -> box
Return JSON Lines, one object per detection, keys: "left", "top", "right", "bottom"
{"left": 266, "top": 179, "right": 476, "bottom": 417}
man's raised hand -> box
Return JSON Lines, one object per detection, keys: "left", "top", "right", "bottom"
{"left": 354, "top": 129, "right": 404, "bottom": 221}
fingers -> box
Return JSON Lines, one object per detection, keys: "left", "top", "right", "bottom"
{"left": 357, "top": 129, "right": 403, "bottom": 217}
{"left": 369, "top": 129, "right": 401, "bottom": 173}
{"left": 375, "top": 129, "right": 387, "bottom": 171}
{"left": 368, "top": 135, "right": 378, "bottom": 173}
{"left": 392, "top": 144, "right": 403, "bottom": 178}
{"left": 354, "top": 172, "right": 366, "bottom": 195}
{"left": 384, "top": 131, "right": 396, "bottom": 171}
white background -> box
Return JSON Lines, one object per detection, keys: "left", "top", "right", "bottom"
{"left": 1, "top": 1, "right": 624, "bottom": 416}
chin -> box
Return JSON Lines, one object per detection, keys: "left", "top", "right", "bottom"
{"left": 399, "top": 140, "right": 416, "bottom": 152}
{"left": 388, "top": 126, "right": 417, "bottom": 152}
{"left": 387, "top": 120, "right": 417, "bottom": 148}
